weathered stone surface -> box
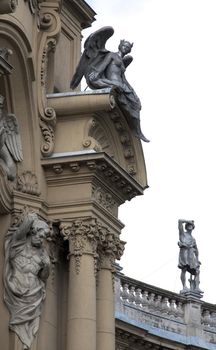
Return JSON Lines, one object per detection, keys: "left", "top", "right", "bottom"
{"left": 4, "top": 209, "right": 50, "bottom": 349}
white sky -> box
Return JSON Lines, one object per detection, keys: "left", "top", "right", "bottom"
{"left": 84, "top": 0, "right": 216, "bottom": 303}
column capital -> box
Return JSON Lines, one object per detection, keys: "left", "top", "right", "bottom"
{"left": 59, "top": 217, "right": 125, "bottom": 273}
{"left": 97, "top": 228, "right": 125, "bottom": 269}
{"left": 60, "top": 218, "right": 98, "bottom": 273}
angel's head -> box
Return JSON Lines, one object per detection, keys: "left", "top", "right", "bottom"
{"left": 118, "top": 40, "right": 133, "bottom": 56}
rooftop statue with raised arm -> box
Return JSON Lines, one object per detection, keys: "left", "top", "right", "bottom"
{"left": 70, "top": 26, "right": 149, "bottom": 142}
{"left": 178, "top": 219, "right": 203, "bottom": 296}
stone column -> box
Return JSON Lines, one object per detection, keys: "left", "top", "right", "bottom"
{"left": 96, "top": 229, "right": 125, "bottom": 350}
{"left": 60, "top": 218, "right": 99, "bottom": 350}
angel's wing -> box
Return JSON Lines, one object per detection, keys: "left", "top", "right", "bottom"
{"left": 123, "top": 55, "right": 133, "bottom": 69}
{"left": 3, "top": 113, "right": 23, "bottom": 162}
{"left": 70, "top": 26, "right": 114, "bottom": 89}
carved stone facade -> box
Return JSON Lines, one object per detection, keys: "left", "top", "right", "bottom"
{"left": 0, "top": 2, "right": 147, "bottom": 350}
{"left": 0, "top": 2, "right": 215, "bottom": 350}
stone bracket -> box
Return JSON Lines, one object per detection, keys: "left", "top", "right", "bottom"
{"left": 41, "top": 152, "right": 144, "bottom": 203}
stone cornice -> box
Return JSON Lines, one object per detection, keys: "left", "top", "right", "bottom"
{"left": 41, "top": 151, "right": 144, "bottom": 202}
{"left": 116, "top": 322, "right": 180, "bottom": 350}
{"left": 63, "top": 0, "right": 96, "bottom": 29}
{"left": 47, "top": 89, "right": 115, "bottom": 116}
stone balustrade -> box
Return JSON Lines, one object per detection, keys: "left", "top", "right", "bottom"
{"left": 115, "top": 273, "right": 216, "bottom": 350}
{"left": 120, "top": 281, "right": 185, "bottom": 320}
{"left": 202, "top": 304, "right": 216, "bottom": 329}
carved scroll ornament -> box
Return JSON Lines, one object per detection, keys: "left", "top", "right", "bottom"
{"left": 37, "top": 3, "right": 61, "bottom": 156}
{"left": 0, "top": 0, "right": 17, "bottom": 14}
{"left": 4, "top": 209, "right": 50, "bottom": 349}
{"left": 24, "top": 0, "right": 39, "bottom": 14}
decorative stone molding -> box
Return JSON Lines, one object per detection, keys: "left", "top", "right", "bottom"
{"left": 41, "top": 152, "right": 144, "bottom": 203}
{"left": 46, "top": 222, "right": 64, "bottom": 284}
{"left": 92, "top": 185, "right": 117, "bottom": 215}
{"left": 116, "top": 328, "right": 168, "bottom": 350}
{"left": 37, "top": 2, "right": 61, "bottom": 156}
{"left": 24, "top": 0, "right": 39, "bottom": 14}
{"left": 60, "top": 218, "right": 99, "bottom": 274}
{"left": 46, "top": 90, "right": 148, "bottom": 187}
{"left": 97, "top": 225, "right": 125, "bottom": 262}
{"left": 0, "top": 0, "right": 17, "bottom": 14}
{"left": 83, "top": 109, "right": 138, "bottom": 177}
{"left": 60, "top": 217, "right": 125, "bottom": 274}
{"left": 95, "top": 110, "right": 137, "bottom": 176}
{"left": 85, "top": 117, "right": 115, "bottom": 157}
{"left": 40, "top": 106, "right": 56, "bottom": 156}
{"left": 16, "top": 171, "right": 41, "bottom": 196}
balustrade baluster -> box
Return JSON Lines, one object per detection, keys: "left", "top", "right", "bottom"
{"left": 154, "top": 295, "right": 162, "bottom": 314}
{"left": 210, "top": 312, "right": 216, "bottom": 328}
{"left": 121, "top": 283, "right": 129, "bottom": 303}
{"left": 176, "top": 301, "right": 184, "bottom": 319}
{"left": 141, "top": 290, "right": 149, "bottom": 309}
{"left": 148, "top": 293, "right": 155, "bottom": 311}
{"left": 161, "top": 297, "right": 169, "bottom": 314}
{"left": 134, "top": 288, "right": 143, "bottom": 307}
{"left": 202, "top": 310, "right": 211, "bottom": 326}
{"left": 169, "top": 299, "right": 176, "bottom": 318}
{"left": 128, "top": 286, "right": 135, "bottom": 304}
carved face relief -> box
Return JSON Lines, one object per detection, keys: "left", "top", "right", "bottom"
{"left": 31, "top": 220, "right": 49, "bottom": 247}
{"left": 31, "top": 228, "right": 46, "bottom": 247}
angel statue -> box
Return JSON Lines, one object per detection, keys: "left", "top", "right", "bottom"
{"left": 0, "top": 94, "right": 23, "bottom": 180}
{"left": 70, "top": 26, "right": 149, "bottom": 142}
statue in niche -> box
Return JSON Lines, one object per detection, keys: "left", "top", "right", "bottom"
{"left": 178, "top": 219, "right": 203, "bottom": 295}
{"left": 4, "top": 209, "right": 50, "bottom": 349}
{"left": 70, "top": 26, "right": 149, "bottom": 142}
{"left": 0, "top": 94, "right": 23, "bottom": 180}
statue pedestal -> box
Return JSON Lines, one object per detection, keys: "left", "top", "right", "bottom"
{"left": 183, "top": 292, "right": 204, "bottom": 338}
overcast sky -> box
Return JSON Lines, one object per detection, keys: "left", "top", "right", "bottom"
{"left": 84, "top": 0, "right": 216, "bottom": 303}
